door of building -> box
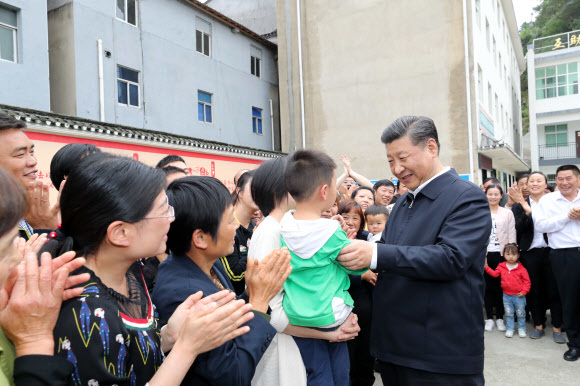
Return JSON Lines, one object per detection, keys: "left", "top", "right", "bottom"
{"left": 576, "top": 131, "right": 580, "bottom": 158}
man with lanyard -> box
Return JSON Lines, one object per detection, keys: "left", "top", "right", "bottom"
{"left": 0, "top": 111, "right": 58, "bottom": 239}
{"left": 534, "top": 164, "right": 580, "bottom": 362}
{"left": 337, "top": 116, "right": 490, "bottom": 385}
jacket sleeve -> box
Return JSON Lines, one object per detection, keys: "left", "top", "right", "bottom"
{"left": 14, "top": 355, "right": 74, "bottom": 386}
{"left": 376, "top": 187, "right": 491, "bottom": 281}
{"left": 520, "top": 268, "right": 531, "bottom": 295}
{"left": 513, "top": 204, "right": 533, "bottom": 240}
{"left": 484, "top": 266, "right": 500, "bottom": 278}
{"left": 507, "top": 209, "right": 517, "bottom": 244}
{"left": 190, "top": 313, "right": 276, "bottom": 385}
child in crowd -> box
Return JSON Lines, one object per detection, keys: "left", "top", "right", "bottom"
{"left": 280, "top": 150, "right": 367, "bottom": 386}
{"left": 364, "top": 205, "right": 389, "bottom": 242}
{"left": 484, "top": 243, "right": 531, "bottom": 338}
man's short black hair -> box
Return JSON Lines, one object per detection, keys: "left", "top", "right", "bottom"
{"left": 285, "top": 149, "right": 336, "bottom": 202}
{"left": 365, "top": 204, "right": 390, "bottom": 219}
{"left": 50, "top": 143, "right": 101, "bottom": 190}
{"left": 381, "top": 116, "right": 440, "bottom": 154}
{"left": 0, "top": 111, "right": 26, "bottom": 131}
{"left": 166, "top": 176, "right": 232, "bottom": 255}
{"left": 156, "top": 155, "right": 186, "bottom": 169}
{"left": 373, "top": 179, "right": 395, "bottom": 191}
{"left": 162, "top": 165, "right": 187, "bottom": 177}
{"left": 556, "top": 164, "right": 580, "bottom": 176}
{"left": 483, "top": 177, "right": 500, "bottom": 185}
{"left": 251, "top": 157, "right": 288, "bottom": 216}
{"left": 516, "top": 174, "right": 530, "bottom": 183}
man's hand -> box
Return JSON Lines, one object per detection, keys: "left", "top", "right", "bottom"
{"left": 568, "top": 207, "right": 580, "bottom": 220}
{"left": 25, "top": 181, "right": 62, "bottom": 229}
{"left": 337, "top": 240, "right": 373, "bottom": 270}
{"left": 507, "top": 185, "right": 522, "bottom": 206}
{"left": 326, "top": 312, "right": 360, "bottom": 342}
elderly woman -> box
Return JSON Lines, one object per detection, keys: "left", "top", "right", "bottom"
{"left": 42, "top": 153, "right": 254, "bottom": 385}
{"left": 153, "top": 176, "right": 293, "bottom": 386}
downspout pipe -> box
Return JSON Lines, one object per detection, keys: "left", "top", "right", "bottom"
{"left": 296, "top": 0, "right": 306, "bottom": 148}
{"left": 97, "top": 38, "right": 105, "bottom": 122}
{"left": 462, "top": 0, "right": 474, "bottom": 182}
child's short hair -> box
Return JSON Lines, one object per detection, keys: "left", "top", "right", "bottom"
{"left": 337, "top": 200, "right": 366, "bottom": 232}
{"left": 365, "top": 205, "right": 389, "bottom": 220}
{"left": 166, "top": 176, "right": 232, "bottom": 255}
{"left": 503, "top": 243, "right": 519, "bottom": 256}
{"left": 285, "top": 149, "right": 336, "bottom": 202}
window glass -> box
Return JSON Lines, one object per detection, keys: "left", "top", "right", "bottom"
{"left": 118, "top": 67, "right": 139, "bottom": 83}
{"left": 557, "top": 133, "right": 567, "bottom": 144}
{"left": 203, "top": 34, "right": 210, "bottom": 56}
{"left": 569, "top": 62, "right": 578, "bottom": 73}
{"left": 546, "top": 67, "right": 556, "bottom": 77}
{"left": 196, "top": 30, "right": 202, "bottom": 53}
{"left": 205, "top": 105, "right": 212, "bottom": 123}
{"left": 536, "top": 89, "right": 545, "bottom": 100}
{"left": 535, "top": 68, "right": 545, "bottom": 78}
{"left": 546, "top": 88, "right": 557, "bottom": 98}
{"left": 557, "top": 64, "right": 567, "bottom": 74}
{"left": 118, "top": 81, "right": 128, "bottom": 104}
{"left": 116, "top": 0, "right": 126, "bottom": 21}
{"left": 0, "top": 25, "right": 15, "bottom": 61}
{"left": 127, "top": 0, "right": 136, "bottom": 25}
{"left": 198, "top": 91, "right": 211, "bottom": 104}
{"left": 0, "top": 7, "right": 17, "bottom": 26}
{"left": 198, "top": 103, "right": 204, "bottom": 121}
{"left": 129, "top": 84, "right": 139, "bottom": 107}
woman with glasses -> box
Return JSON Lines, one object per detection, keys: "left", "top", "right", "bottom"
{"left": 42, "top": 153, "right": 253, "bottom": 386}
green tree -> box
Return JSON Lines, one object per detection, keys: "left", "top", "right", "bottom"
{"left": 519, "top": 0, "right": 580, "bottom": 135}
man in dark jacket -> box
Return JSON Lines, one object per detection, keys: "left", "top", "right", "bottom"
{"left": 338, "top": 116, "right": 491, "bottom": 385}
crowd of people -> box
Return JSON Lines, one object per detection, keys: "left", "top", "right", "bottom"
{"left": 0, "top": 110, "right": 579, "bottom": 386}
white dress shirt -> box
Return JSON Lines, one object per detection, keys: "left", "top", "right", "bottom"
{"left": 534, "top": 189, "right": 580, "bottom": 249}
{"left": 370, "top": 167, "right": 450, "bottom": 269}
{"left": 528, "top": 198, "right": 548, "bottom": 250}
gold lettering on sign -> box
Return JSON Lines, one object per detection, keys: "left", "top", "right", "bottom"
{"left": 552, "top": 38, "right": 566, "bottom": 50}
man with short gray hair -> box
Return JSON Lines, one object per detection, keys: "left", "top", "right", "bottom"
{"left": 338, "top": 116, "right": 491, "bottom": 385}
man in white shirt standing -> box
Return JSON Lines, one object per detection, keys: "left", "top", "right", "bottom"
{"left": 534, "top": 164, "right": 580, "bottom": 362}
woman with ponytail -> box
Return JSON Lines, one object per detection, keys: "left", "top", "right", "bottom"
{"left": 44, "top": 153, "right": 254, "bottom": 386}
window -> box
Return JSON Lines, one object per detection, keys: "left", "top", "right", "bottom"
{"left": 117, "top": 66, "right": 140, "bottom": 107}
{"left": 116, "top": 0, "right": 137, "bottom": 26}
{"left": 478, "top": 66, "right": 483, "bottom": 100}
{"left": 493, "top": 37, "right": 497, "bottom": 66}
{"left": 196, "top": 18, "right": 211, "bottom": 57}
{"left": 545, "top": 124, "right": 567, "bottom": 147}
{"left": 475, "top": 0, "right": 480, "bottom": 28}
{"left": 251, "top": 45, "right": 262, "bottom": 77}
{"left": 486, "top": 19, "right": 490, "bottom": 51}
{"left": 536, "top": 63, "right": 579, "bottom": 99}
{"left": 488, "top": 83, "right": 492, "bottom": 113}
{"left": 0, "top": 6, "right": 17, "bottom": 62}
{"left": 198, "top": 91, "right": 212, "bottom": 123}
{"left": 252, "top": 107, "right": 263, "bottom": 134}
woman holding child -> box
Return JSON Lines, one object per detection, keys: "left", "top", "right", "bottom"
{"left": 484, "top": 184, "right": 517, "bottom": 333}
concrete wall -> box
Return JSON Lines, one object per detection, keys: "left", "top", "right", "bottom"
{"left": 0, "top": 0, "right": 50, "bottom": 110}
{"left": 208, "top": 0, "right": 277, "bottom": 37}
{"left": 48, "top": 2, "right": 76, "bottom": 116}
{"left": 48, "top": 0, "right": 279, "bottom": 151}
{"left": 277, "top": 0, "right": 471, "bottom": 180}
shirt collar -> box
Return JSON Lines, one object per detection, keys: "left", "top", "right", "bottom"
{"left": 554, "top": 189, "right": 580, "bottom": 203}
{"left": 408, "top": 167, "right": 451, "bottom": 198}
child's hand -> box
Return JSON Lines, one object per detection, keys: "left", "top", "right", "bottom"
{"left": 361, "top": 270, "right": 377, "bottom": 286}
{"left": 346, "top": 228, "right": 357, "bottom": 240}
{"left": 517, "top": 292, "right": 525, "bottom": 298}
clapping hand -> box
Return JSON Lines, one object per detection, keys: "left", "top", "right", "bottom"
{"left": 569, "top": 207, "right": 580, "bottom": 220}
{"left": 25, "top": 180, "right": 64, "bottom": 230}
{"left": 507, "top": 184, "right": 522, "bottom": 206}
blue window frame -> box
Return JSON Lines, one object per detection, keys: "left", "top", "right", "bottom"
{"left": 252, "top": 107, "right": 263, "bottom": 134}
{"left": 198, "top": 91, "right": 212, "bottom": 123}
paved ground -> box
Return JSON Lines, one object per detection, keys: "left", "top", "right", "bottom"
{"left": 373, "top": 319, "right": 578, "bottom": 385}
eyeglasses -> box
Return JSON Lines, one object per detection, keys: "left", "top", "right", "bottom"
{"left": 143, "top": 200, "right": 175, "bottom": 220}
